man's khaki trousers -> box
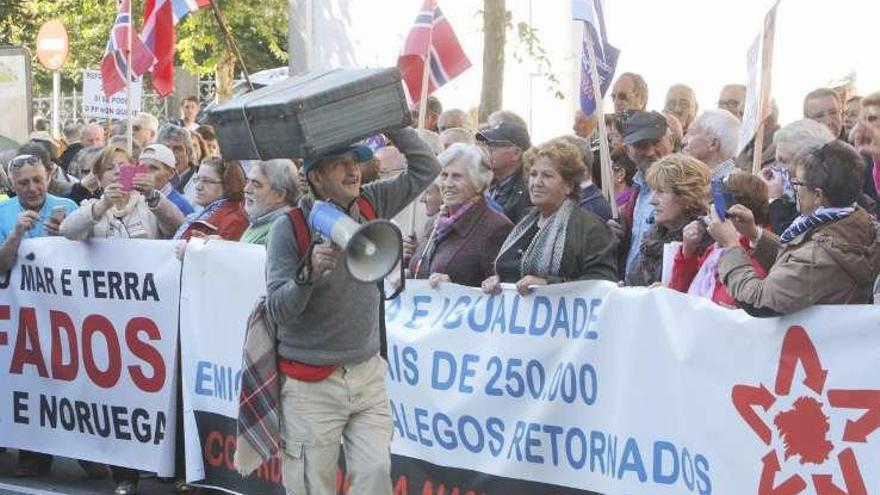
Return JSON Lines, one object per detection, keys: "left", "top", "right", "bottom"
{"left": 280, "top": 354, "right": 393, "bottom": 495}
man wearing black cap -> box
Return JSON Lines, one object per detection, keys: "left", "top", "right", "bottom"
{"left": 265, "top": 127, "right": 440, "bottom": 495}
{"left": 616, "top": 111, "right": 673, "bottom": 284}
{"left": 477, "top": 122, "right": 533, "bottom": 224}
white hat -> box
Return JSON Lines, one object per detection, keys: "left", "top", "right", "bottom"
{"left": 140, "top": 143, "right": 176, "bottom": 168}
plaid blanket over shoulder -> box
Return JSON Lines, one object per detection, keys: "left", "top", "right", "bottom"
{"left": 234, "top": 297, "right": 282, "bottom": 476}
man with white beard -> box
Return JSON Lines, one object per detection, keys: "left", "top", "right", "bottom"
{"left": 240, "top": 159, "right": 301, "bottom": 245}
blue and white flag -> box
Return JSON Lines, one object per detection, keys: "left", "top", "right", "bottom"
{"left": 573, "top": 0, "right": 619, "bottom": 116}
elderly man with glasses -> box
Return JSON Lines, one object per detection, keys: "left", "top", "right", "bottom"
{"left": 803, "top": 87, "right": 846, "bottom": 141}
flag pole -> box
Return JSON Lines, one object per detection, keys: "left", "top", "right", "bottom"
{"left": 752, "top": 2, "right": 778, "bottom": 175}
{"left": 208, "top": 0, "right": 254, "bottom": 92}
{"left": 126, "top": 0, "right": 133, "bottom": 155}
{"left": 409, "top": 28, "right": 434, "bottom": 238}
{"left": 583, "top": 23, "right": 617, "bottom": 219}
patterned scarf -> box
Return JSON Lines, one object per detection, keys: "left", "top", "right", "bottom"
{"left": 780, "top": 206, "right": 854, "bottom": 244}
{"left": 173, "top": 199, "right": 228, "bottom": 240}
{"left": 496, "top": 199, "right": 577, "bottom": 278}
{"left": 415, "top": 199, "right": 479, "bottom": 276}
{"left": 434, "top": 198, "right": 479, "bottom": 242}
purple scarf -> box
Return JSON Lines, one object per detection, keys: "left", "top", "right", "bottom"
{"left": 434, "top": 198, "right": 479, "bottom": 242}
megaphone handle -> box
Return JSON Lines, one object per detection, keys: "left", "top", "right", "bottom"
{"left": 383, "top": 265, "right": 405, "bottom": 301}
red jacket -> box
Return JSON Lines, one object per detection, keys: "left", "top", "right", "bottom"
{"left": 669, "top": 234, "right": 768, "bottom": 308}
{"left": 180, "top": 200, "right": 249, "bottom": 241}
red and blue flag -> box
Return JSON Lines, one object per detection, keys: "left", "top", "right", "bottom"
{"left": 397, "top": 0, "right": 471, "bottom": 104}
{"left": 101, "top": 0, "right": 156, "bottom": 97}
{"left": 141, "top": 0, "right": 211, "bottom": 96}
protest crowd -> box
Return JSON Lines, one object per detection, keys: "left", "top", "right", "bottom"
{"left": 2, "top": 74, "right": 880, "bottom": 494}
{"left": 2, "top": 3, "right": 880, "bottom": 495}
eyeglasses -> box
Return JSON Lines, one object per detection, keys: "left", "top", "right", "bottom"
{"left": 193, "top": 176, "right": 223, "bottom": 186}
{"left": 718, "top": 99, "right": 740, "bottom": 108}
{"left": 807, "top": 109, "right": 841, "bottom": 120}
{"left": 480, "top": 140, "right": 515, "bottom": 150}
{"left": 9, "top": 154, "right": 41, "bottom": 170}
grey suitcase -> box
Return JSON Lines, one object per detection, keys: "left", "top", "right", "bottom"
{"left": 207, "top": 67, "right": 411, "bottom": 161}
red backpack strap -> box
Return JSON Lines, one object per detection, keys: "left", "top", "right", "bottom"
{"left": 355, "top": 195, "right": 377, "bottom": 221}
{"left": 287, "top": 207, "right": 311, "bottom": 256}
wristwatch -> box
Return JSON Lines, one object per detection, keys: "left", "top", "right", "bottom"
{"left": 146, "top": 190, "right": 161, "bottom": 208}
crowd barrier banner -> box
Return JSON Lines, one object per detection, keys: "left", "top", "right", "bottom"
{"left": 178, "top": 239, "right": 284, "bottom": 494}
{"left": 0, "top": 238, "right": 180, "bottom": 476}
{"left": 384, "top": 281, "right": 880, "bottom": 495}
{"left": 175, "top": 242, "right": 880, "bottom": 494}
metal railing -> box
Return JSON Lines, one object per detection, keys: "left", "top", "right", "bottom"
{"left": 32, "top": 77, "right": 222, "bottom": 125}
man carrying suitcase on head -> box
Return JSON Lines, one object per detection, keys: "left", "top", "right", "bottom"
{"left": 264, "top": 126, "right": 440, "bottom": 494}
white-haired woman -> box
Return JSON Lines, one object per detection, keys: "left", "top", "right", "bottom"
{"left": 408, "top": 143, "right": 513, "bottom": 287}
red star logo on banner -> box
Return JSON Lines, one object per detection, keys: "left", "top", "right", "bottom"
{"left": 731, "top": 325, "right": 879, "bottom": 495}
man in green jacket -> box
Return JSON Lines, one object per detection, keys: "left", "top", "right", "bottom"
{"left": 240, "top": 159, "right": 300, "bottom": 246}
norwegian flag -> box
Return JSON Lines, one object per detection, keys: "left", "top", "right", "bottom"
{"left": 141, "top": 0, "right": 211, "bottom": 96}
{"left": 100, "top": 0, "right": 156, "bottom": 97}
{"left": 397, "top": 0, "right": 471, "bottom": 104}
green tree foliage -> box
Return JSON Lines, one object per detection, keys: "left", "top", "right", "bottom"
{"left": 1, "top": 0, "right": 288, "bottom": 97}
{"left": 177, "top": 0, "right": 288, "bottom": 78}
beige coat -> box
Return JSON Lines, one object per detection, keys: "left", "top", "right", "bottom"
{"left": 61, "top": 192, "right": 184, "bottom": 240}
{"left": 718, "top": 208, "right": 880, "bottom": 314}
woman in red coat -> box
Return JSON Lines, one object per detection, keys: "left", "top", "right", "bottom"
{"left": 669, "top": 173, "right": 770, "bottom": 307}
{"left": 173, "top": 157, "right": 248, "bottom": 241}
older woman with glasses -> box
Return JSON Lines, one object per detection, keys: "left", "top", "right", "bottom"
{"left": 408, "top": 143, "right": 512, "bottom": 287}
{"left": 60, "top": 146, "right": 184, "bottom": 240}
{"left": 173, "top": 156, "right": 248, "bottom": 241}
{"left": 710, "top": 140, "right": 880, "bottom": 314}
{"left": 481, "top": 138, "right": 618, "bottom": 296}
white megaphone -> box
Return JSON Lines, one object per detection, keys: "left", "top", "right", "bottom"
{"left": 308, "top": 200, "right": 403, "bottom": 283}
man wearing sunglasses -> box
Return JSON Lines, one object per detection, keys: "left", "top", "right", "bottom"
{"left": 476, "top": 122, "right": 533, "bottom": 224}
{"left": 0, "top": 152, "right": 77, "bottom": 475}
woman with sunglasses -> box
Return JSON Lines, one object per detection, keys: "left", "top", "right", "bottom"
{"left": 709, "top": 140, "right": 880, "bottom": 314}
{"left": 173, "top": 157, "right": 248, "bottom": 241}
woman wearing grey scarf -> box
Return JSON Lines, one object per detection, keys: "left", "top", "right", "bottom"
{"left": 481, "top": 138, "right": 618, "bottom": 296}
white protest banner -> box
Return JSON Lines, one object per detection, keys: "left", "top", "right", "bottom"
{"left": 0, "top": 238, "right": 180, "bottom": 476}
{"left": 384, "top": 281, "right": 880, "bottom": 495}
{"left": 177, "top": 242, "right": 880, "bottom": 495}
{"left": 178, "top": 240, "right": 284, "bottom": 494}
{"left": 81, "top": 69, "right": 142, "bottom": 120}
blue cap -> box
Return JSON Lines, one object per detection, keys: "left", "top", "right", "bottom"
{"left": 302, "top": 144, "right": 374, "bottom": 173}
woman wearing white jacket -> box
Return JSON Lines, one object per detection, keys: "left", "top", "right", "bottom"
{"left": 61, "top": 145, "right": 184, "bottom": 241}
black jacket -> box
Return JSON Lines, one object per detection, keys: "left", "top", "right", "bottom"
{"left": 489, "top": 169, "right": 531, "bottom": 224}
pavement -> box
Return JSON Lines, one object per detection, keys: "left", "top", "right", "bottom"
{"left": 0, "top": 450, "right": 181, "bottom": 495}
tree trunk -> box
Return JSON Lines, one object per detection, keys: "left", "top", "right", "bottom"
{"left": 479, "top": 0, "right": 506, "bottom": 123}
{"left": 215, "top": 51, "right": 236, "bottom": 103}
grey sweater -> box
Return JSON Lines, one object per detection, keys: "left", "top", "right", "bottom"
{"left": 266, "top": 128, "right": 441, "bottom": 365}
